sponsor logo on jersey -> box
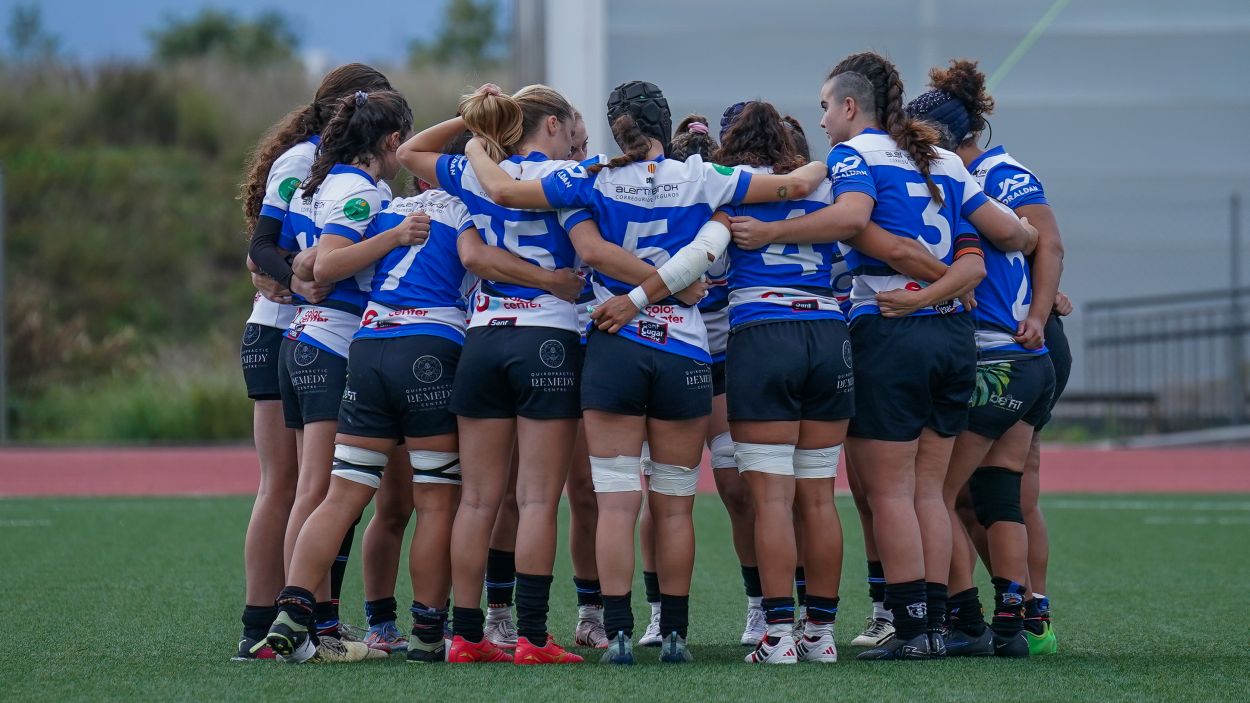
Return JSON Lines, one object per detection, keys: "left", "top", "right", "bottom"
{"left": 343, "top": 197, "right": 371, "bottom": 222}
{"left": 279, "top": 177, "right": 301, "bottom": 203}
{"left": 539, "top": 339, "right": 566, "bottom": 369}
{"left": 647, "top": 163, "right": 657, "bottom": 174}
{"left": 293, "top": 342, "right": 319, "bottom": 367}
{"left": 830, "top": 155, "right": 866, "bottom": 179}
{"left": 997, "top": 173, "right": 1032, "bottom": 200}
{"left": 242, "top": 323, "right": 262, "bottom": 347}
{"left": 712, "top": 163, "right": 734, "bottom": 176}
{"left": 413, "top": 355, "right": 444, "bottom": 383}
{"left": 638, "top": 319, "right": 669, "bottom": 344}
{"left": 791, "top": 299, "right": 818, "bottom": 312}
{"left": 487, "top": 317, "right": 517, "bottom": 327}
{"left": 933, "top": 300, "right": 959, "bottom": 316}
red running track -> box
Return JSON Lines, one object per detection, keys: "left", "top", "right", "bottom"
{"left": 0, "top": 446, "right": 1247, "bottom": 497}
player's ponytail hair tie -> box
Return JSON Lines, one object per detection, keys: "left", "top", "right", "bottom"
{"left": 686, "top": 121, "right": 709, "bottom": 135}
{"left": 354, "top": 91, "right": 369, "bottom": 108}
{"left": 719, "top": 101, "right": 747, "bottom": 140}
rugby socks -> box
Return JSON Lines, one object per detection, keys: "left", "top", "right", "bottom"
{"left": 515, "top": 572, "right": 553, "bottom": 647}
{"left": 1024, "top": 593, "right": 1051, "bottom": 635}
{"left": 314, "top": 601, "right": 339, "bottom": 636}
{"left": 573, "top": 576, "right": 603, "bottom": 608}
{"left": 761, "top": 596, "right": 795, "bottom": 640}
{"left": 926, "top": 582, "right": 948, "bottom": 634}
{"left": 794, "top": 567, "right": 807, "bottom": 607}
{"left": 603, "top": 593, "right": 633, "bottom": 638}
{"left": 452, "top": 606, "right": 485, "bottom": 643}
{"left": 411, "top": 600, "right": 447, "bottom": 645}
{"left": 990, "top": 577, "right": 1028, "bottom": 638}
{"left": 364, "top": 596, "right": 397, "bottom": 628}
{"left": 947, "top": 587, "right": 986, "bottom": 636}
{"left": 485, "top": 549, "right": 516, "bottom": 609}
{"left": 805, "top": 595, "right": 839, "bottom": 633}
{"left": 276, "top": 586, "right": 317, "bottom": 635}
{"left": 659, "top": 593, "right": 690, "bottom": 640}
{"left": 241, "top": 604, "right": 278, "bottom": 642}
{"left": 741, "top": 565, "right": 763, "bottom": 600}
{"left": 327, "top": 516, "right": 359, "bottom": 627}
{"left": 885, "top": 580, "right": 928, "bottom": 641}
{"left": 867, "top": 560, "right": 886, "bottom": 603}
{"left": 643, "top": 570, "right": 661, "bottom": 605}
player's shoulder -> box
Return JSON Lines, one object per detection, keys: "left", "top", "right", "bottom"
{"left": 268, "top": 139, "right": 317, "bottom": 182}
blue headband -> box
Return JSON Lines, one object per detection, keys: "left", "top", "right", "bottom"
{"left": 720, "top": 102, "right": 747, "bottom": 140}
{"left": 906, "top": 90, "right": 971, "bottom": 144}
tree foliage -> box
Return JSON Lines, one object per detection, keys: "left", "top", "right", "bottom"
{"left": 148, "top": 9, "right": 299, "bottom": 66}
{"left": 408, "top": 0, "right": 503, "bottom": 69}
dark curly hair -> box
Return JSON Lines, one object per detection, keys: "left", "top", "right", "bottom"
{"left": 238, "top": 63, "right": 390, "bottom": 232}
{"left": 829, "top": 52, "right": 944, "bottom": 205}
{"left": 669, "top": 114, "right": 718, "bottom": 161}
{"left": 713, "top": 101, "right": 807, "bottom": 174}
{"left": 928, "top": 59, "right": 994, "bottom": 138}
{"left": 301, "top": 90, "right": 413, "bottom": 197}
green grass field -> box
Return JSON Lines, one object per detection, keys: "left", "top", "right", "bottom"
{"left": 3, "top": 494, "right": 1248, "bottom": 701}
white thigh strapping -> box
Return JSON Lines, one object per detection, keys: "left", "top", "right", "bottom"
{"left": 648, "top": 461, "right": 699, "bottom": 497}
{"left": 709, "top": 431, "right": 736, "bottom": 469}
{"left": 591, "top": 455, "right": 643, "bottom": 493}
{"left": 793, "top": 445, "right": 842, "bottom": 480}
{"left": 331, "top": 444, "right": 389, "bottom": 489}
{"left": 734, "top": 442, "right": 796, "bottom": 476}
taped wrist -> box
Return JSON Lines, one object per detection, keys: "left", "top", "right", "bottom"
{"left": 656, "top": 220, "right": 730, "bottom": 294}
{"left": 627, "top": 286, "right": 650, "bottom": 310}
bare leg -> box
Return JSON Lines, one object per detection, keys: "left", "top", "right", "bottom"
{"left": 244, "top": 400, "right": 298, "bottom": 606}
{"left": 285, "top": 420, "right": 338, "bottom": 602}
{"left": 450, "top": 418, "right": 515, "bottom": 618}
{"left": 362, "top": 446, "right": 413, "bottom": 603}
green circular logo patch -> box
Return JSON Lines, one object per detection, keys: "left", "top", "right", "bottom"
{"left": 712, "top": 164, "right": 735, "bottom": 176}
{"left": 278, "top": 177, "right": 301, "bottom": 203}
{"left": 343, "top": 197, "right": 371, "bottom": 221}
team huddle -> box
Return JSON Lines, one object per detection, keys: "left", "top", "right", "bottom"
{"left": 236, "top": 50, "right": 1070, "bottom": 666}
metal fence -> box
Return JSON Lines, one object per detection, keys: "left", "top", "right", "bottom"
{"left": 1074, "top": 288, "right": 1250, "bottom": 437}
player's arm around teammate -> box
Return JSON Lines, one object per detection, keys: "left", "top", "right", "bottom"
{"left": 263, "top": 90, "right": 413, "bottom": 664}
{"left": 232, "top": 64, "right": 391, "bottom": 661}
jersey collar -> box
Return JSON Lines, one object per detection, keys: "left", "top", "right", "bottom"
{"left": 860, "top": 128, "right": 887, "bottom": 136}
{"left": 508, "top": 151, "right": 551, "bottom": 163}
{"left": 308, "top": 134, "right": 321, "bottom": 146}
{"left": 329, "top": 163, "right": 376, "bottom": 185}
{"left": 967, "top": 145, "right": 1007, "bottom": 173}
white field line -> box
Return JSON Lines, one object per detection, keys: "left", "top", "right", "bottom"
{"left": 1047, "top": 499, "right": 1250, "bottom": 512}
{"left": 1142, "top": 516, "right": 1250, "bottom": 525}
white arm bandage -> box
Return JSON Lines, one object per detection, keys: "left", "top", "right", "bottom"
{"left": 650, "top": 219, "right": 731, "bottom": 297}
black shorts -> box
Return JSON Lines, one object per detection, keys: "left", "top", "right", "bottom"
{"left": 337, "top": 335, "right": 460, "bottom": 440}
{"left": 966, "top": 354, "right": 1057, "bottom": 440}
{"left": 1038, "top": 314, "right": 1072, "bottom": 429}
{"left": 449, "top": 327, "right": 582, "bottom": 419}
{"left": 278, "top": 338, "right": 348, "bottom": 429}
{"left": 712, "top": 360, "right": 727, "bottom": 397}
{"left": 847, "top": 313, "right": 976, "bottom": 441}
{"left": 581, "top": 330, "right": 712, "bottom": 421}
{"left": 240, "top": 323, "right": 284, "bottom": 400}
{"left": 726, "top": 320, "right": 855, "bottom": 422}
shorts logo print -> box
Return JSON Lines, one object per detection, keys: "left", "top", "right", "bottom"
{"left": 970, "top": 361, "right": 1012, "bottom": 408}
{"left": 293, "top": 342, "right": 319, "bottom": 367}
{"left": 242, "top": 323, "right": 262, "bottom": 347}
{"left": 539, "top": 340, "right": 566, "bottom": 369}
{"left": 842, "top": 340, "right": 853, "bottom": 369}
{"left": 413, "top": 355, "right": 444, "bottom": 384}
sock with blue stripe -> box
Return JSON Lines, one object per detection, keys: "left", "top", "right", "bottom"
{"left": 485, "top": 549, "right": 516, "bottom": 608}
{"left": 365, "top": 597, "right": 397, "bottom": 628}
{"left": 761, "top": 596, "right": 794, "bottom": 640}
{"left": 573, "top": 576, "right": 603, "bottom": 608}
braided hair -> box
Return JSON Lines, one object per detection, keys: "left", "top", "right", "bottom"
{"left": 301, "top": 90, "right": 413, "bottom": 197}
{"left": 239, "top": 63, "right": 391, "bottom": 232}
{"left": 829, "top": 52, "right": 944, "bottom": 205}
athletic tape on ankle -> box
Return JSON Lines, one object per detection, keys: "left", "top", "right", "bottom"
{"left": 734, "top": 442, "right": 796, "bottom": 476}
{"left": 409, "top": 450, "right": 460, "bottom": 485}
{"left": 648, "top": 461, "right": 698, "bottom": 496}
{"left": 709, "top": 432, "right": 736, "bottom": 469}
{"left": 330, "top": 444, "right": 388, "bottom": 488}
{"left": 590, "top": 455, "right": 643, "bottom": 493}
{"left": 793, "top": 445, "right": 841, "bottom": 480}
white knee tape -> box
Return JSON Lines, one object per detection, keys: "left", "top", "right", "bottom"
{"left": 331, "top": 444, "right": 389, "bottom": 489}
{"left": 640, "top": 441, "right": 653, "bottom": 477}
{"left": 794, "top": 445, "right": 842, "bottom": 480}
{"left": 709, "top": 432, "right": 736, "bottom": 469}
{"left": 734, "top": 442, "right": 796, "bottom": 476}
{"left": 648, "top": 462, "right": 699, "bottom": 497}
{"left": 409, "top": 450, "right": 461, "bottom": 485}
{"left": 591, "top": 455, "right": 643, "bottom": 493}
